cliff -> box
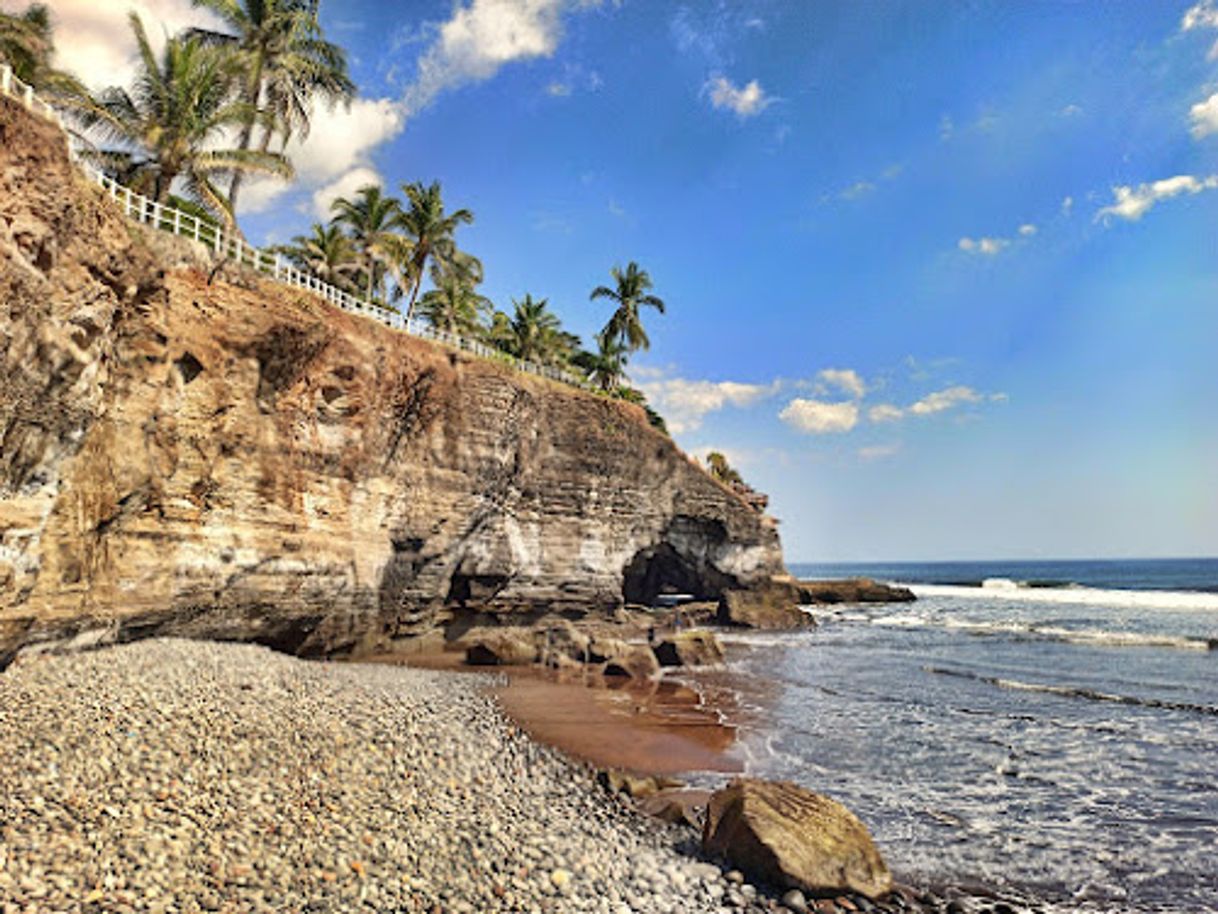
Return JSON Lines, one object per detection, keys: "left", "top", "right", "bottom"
{"left": 0, "top": 95, "right": 787, "bottom": 666}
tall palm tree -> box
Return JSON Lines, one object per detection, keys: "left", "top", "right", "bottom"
{"left": 82, "top": 14, "right": 292, "bottom": 220}
{"left": 573, "top": 331, "right": 628, "bottom": 392}
{"left": 507, "top": 294, "right": 564, "bottom": 364}
{"left": 330, "top": 183, "right": 400, "bottom": 302}
{"left": 189, "top": 0, "right": 354, "bottom": 211}
{"left": 590, "top": 261, "right": 666, "bottom": 353}
{"left": 273, "top": 222, "right": 357, "bottom": 289}
{"left": 0, "top": 4, "right": 88, "bottom": 103}
{"left": 418, "top": 273, "right": 490, "bottom": 335}
{"left": 390, "top": 180, "right": 475, "bottom": 321}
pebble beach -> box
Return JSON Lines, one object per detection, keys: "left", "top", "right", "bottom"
{"left": 0, "top": 639, "right": 744, "bottom": 914}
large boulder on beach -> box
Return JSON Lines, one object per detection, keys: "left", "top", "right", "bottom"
{"left": 602, "top": 646, "right": 660, "bottom": 679}
{"left": 465, "top": 635, "right": 538, "bottom": 666}
{"left": 535, "top": 619, "right": 591, "bottom": 662}
{"left": 702, "top": 779, "right": 892, "bottom": 899}
{"left": 653, "top": 630, "right": 725, "bottom": 667}
{"left": 718, "top": 581, "right": 815, "bottom": 630}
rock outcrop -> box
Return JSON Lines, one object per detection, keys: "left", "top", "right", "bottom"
{"left": 718, "top": 581, "right": 815, "bottom": 630}
{"left": 797, "top": 578, "right": 915, "bottom": 604}
{"left": 0, "top": 95, "right": 787, "bottom": 666}
{"left": 653, "top": 630, "right": 725, "bottom": 667}
{"left": 703, "top": 779, "right": 892, "bottom": 899}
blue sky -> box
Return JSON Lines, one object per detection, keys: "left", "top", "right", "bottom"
{"left": 39, "top": 0, "right": 1218, "bottom": 561}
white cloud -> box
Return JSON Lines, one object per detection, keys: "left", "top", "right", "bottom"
{"left": 858, "top": 443, "right": 901, "bottom": 462}
{"left": 1096, "top": 174, "right": 1218, "bottom": 222}
{"left": 310, "top": 167, "right": 384, "bottom": 221}
{"left": 705, "top": 76, "right": 772, "bottom": 118}
{"left": 1018, "top": 223, "right": 1037, "bottom": 236}
{"left": 1059, "top": 104, "right": 1084, "bottom": 117}
{"left": 840, "top": 181, "right": 877, "bottom": 200}
{"left": 26, "top": 0, "right": 223, "bottom": 90}
{"left": 909, "top": 385, "right": 984, "bottom": 416}
{"left": 1061, "top": 196, "right": 1074, "bottom": 215}
{"left": 1190, "top": 92, "right": 1218, "bottom": 138}
{"left": 545, "top": 81, "right": 572, "bottom": 97}
{"left": 404, "top": 0, "right": 599, "bottom": 114}
{"left": 958, "top": 236, "right": 1009, "bottom": 256}
{"left": 815, "top": 368, "right": 866, "bottom": 400}
{"left": 237, "top": 98, "right": 403, "bottom": 215}
{"left": 1182, "top": 1, "right": 1218, "bottom": 58}
{"left": 779, "top": 399, "right": 859, "bottom": 435}
{"left": 868, "top": 404, "right": 904, "bottom": 423}
{"left": 638, "top": 377, "right": 780, "bottom": 434}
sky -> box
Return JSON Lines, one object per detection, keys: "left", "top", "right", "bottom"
{"left": 19, "top": 0, "right": 1218, "bottom": 562}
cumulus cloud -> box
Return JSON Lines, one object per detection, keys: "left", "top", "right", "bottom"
{"left": 868, "top": 404, "right": 904, "bottom": 423}
{"left": 705, "top": 76, "right": 772, "bottom": 118}
{"left": 908, "top": 385, "right": 984, "bottom": 416}
{"left": 958, "top": 236, "right": 1009, "bottom": 256}
{"left": 1018, "top": 223, "right": 1037, "bottom": 236}
{"left": 1190, "top": 92, "right": 1218, "bottom": 138}
{"left": 779, "top": 399, "right": 859, "bottom": 435}
{"left": 815, "top": 368, "right": 866, "bottom": 400}
{"left": 238, "top": 98, "right": 403, "bottom": 215}
{"left": 310, "top": 167, "right": 384, "bottom": 221}
{"left": 1096, "top": 174, "right": 1218, "bottom": 222}
{"left": 27, "top": 0, "right": 223, "bottom": 90}
{"left": 637, "top": 377, "right": 781, "bottom": 434}
{"left": 404, "top": 0, "right": 599, "bottom": 114}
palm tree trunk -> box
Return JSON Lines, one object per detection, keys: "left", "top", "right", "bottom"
{"left": 227, "top": 55, "right": 265, "bottom": 213}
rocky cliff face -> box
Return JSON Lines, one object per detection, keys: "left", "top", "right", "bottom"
{"left": 0, "top": 96, "right": 787, "bottom": 666}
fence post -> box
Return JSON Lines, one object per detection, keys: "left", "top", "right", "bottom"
{"left": 173, "top": 209, "right": 181, "bottom": 235}
{"left": 22, "top": 84, "right": 33, "bottom": 109}
{"left": 1, "top": 65, "right": 11, "bottom": 95}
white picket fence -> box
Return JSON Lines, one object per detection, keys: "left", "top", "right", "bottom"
{"left": 0, "top": 63, "right": 588, "bottom": 390}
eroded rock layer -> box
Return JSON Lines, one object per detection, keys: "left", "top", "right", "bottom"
{"left": 0, "top": 96, "right": 786, "bottom": 665}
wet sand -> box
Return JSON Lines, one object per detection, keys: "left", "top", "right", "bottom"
{"left": 493, "top": 666, "right": 744, "bottom": 776}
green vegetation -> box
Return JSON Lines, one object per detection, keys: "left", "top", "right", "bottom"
{"left": 0, "top": 3, "right": 88, "bottom": 103}
{"left": 5, "top": 2, "right": 674, "bottom": 429}
{"left": 706, "top": 451, "right": 744, "bottom": 487}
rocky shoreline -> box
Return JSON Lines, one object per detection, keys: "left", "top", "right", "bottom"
{"left": 1, "top": 639, "right": 1057, "bottom": 914}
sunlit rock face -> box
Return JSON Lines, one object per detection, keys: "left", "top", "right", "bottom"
{"left": 0, "top": 95, "right": 787, "bottom": 666}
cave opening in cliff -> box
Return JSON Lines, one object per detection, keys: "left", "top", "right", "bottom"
{"left": 622, "top": 544, "right": 716, "bottom": 605}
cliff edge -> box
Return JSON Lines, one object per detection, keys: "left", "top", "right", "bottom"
{"left": 0, "top": 95, "right": 787, "bottom": 665}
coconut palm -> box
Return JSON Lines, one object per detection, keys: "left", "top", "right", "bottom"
{"left": 389, "top": 180, "right": 475, "bottom": 321}
{"left": 418, "top": 274, "right": 490, "bottom": 335}
{"left": 573, "top": 331, "right": 629, "bottom": 392}
{"left": 505, "top": 294, "right": 564, "bottom": 364}
{"left": 189, "top": 0, "right": 354, "bottom": 211}
{"left": 590, "top": 261, "right": 666, "bottom": 353}
{"left": 706, "top": 452, "right": 743, "bottom": 486}
{"left": 273, "top": 222, "right": 358, "bottom": 289}
{"left": 82, "top": 14, "right": 292, "bottom": 220}
{"left": 0, "top": 4, "right": 89, "bottom": 103}
{"left": 330, "top": 184, "right": 401, "bottom": 302}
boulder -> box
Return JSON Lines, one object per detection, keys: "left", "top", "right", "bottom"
{"left": 797, "top": 578, "right": 915, "bottom": 605}
{"left": 587, "top": 637, "right": 627, "bottom": 664}
{"left": 464, "top": 635, "right": 538, "bottom": 666}
{"left": 702, "top": 778, "right": 892, "bottom": 899}
{"left": 718, "top": 581, "right": 815, "bottom": 630}
{"left": 639, "top": 791, "right": 704, "bottom": 829}
{"left": 535, "top": 618, "right": 591, "bottom": 663}
{"left": 602, "top": 645, "right": 660, "bottom": 680}
{"left": 653, "top": 630, "right": 726, "bottom": 667}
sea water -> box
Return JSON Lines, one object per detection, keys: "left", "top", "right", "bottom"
{"left": 717, "top": 559, "right": 1218, "bottom": 912}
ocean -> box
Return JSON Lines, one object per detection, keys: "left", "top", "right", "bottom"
{"left": 714, "top": 558, "right": 1218, "bottom": 912}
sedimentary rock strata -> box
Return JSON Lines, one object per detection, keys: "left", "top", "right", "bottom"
{"left": 0, "top": 95, "right": 787, "bottom": 665}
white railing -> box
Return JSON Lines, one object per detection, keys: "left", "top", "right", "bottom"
{"left": 0, "top": 63, "right": 588, "bottom": 391}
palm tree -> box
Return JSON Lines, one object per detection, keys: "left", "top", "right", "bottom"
{"left": 330, "top": 183, "right": 401, "bottom": 302}
{"left": 390, "top": 180, "right": 475, "bottom": 321}
{"left": 273, "top": 222, "right": 358, "bottom": 289}
{"left": 0, "top": 4, "right": 88, "bottom": 103}
{"left": 706, "top": 452, "right": 743, "bottom": 486}
{"left": 189, "top": 0, "right": 354, "bottom": 212}
{"left": 418, "top": 273, "right": 490, "bottom": 335}
{"left": 590, "top": 261, "right": 666, "bottom": 353}
{"left": 82, "top": 14, "right": 292, "bottom": 220}
{"left": 573, "top": 331, "right": 629, "bottom": 392}
{"left": 506, "top": 294, "right": 564, "bottom": 364}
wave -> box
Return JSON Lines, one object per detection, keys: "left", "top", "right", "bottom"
{"left": 924, "top": 666, "right": 1218, "bottom": 717}
{"left": 870, "top": 614, "right": 1217, "bottom": 651}
{"left": 907, "top": 582, "right": 1218, "bottom": 611}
